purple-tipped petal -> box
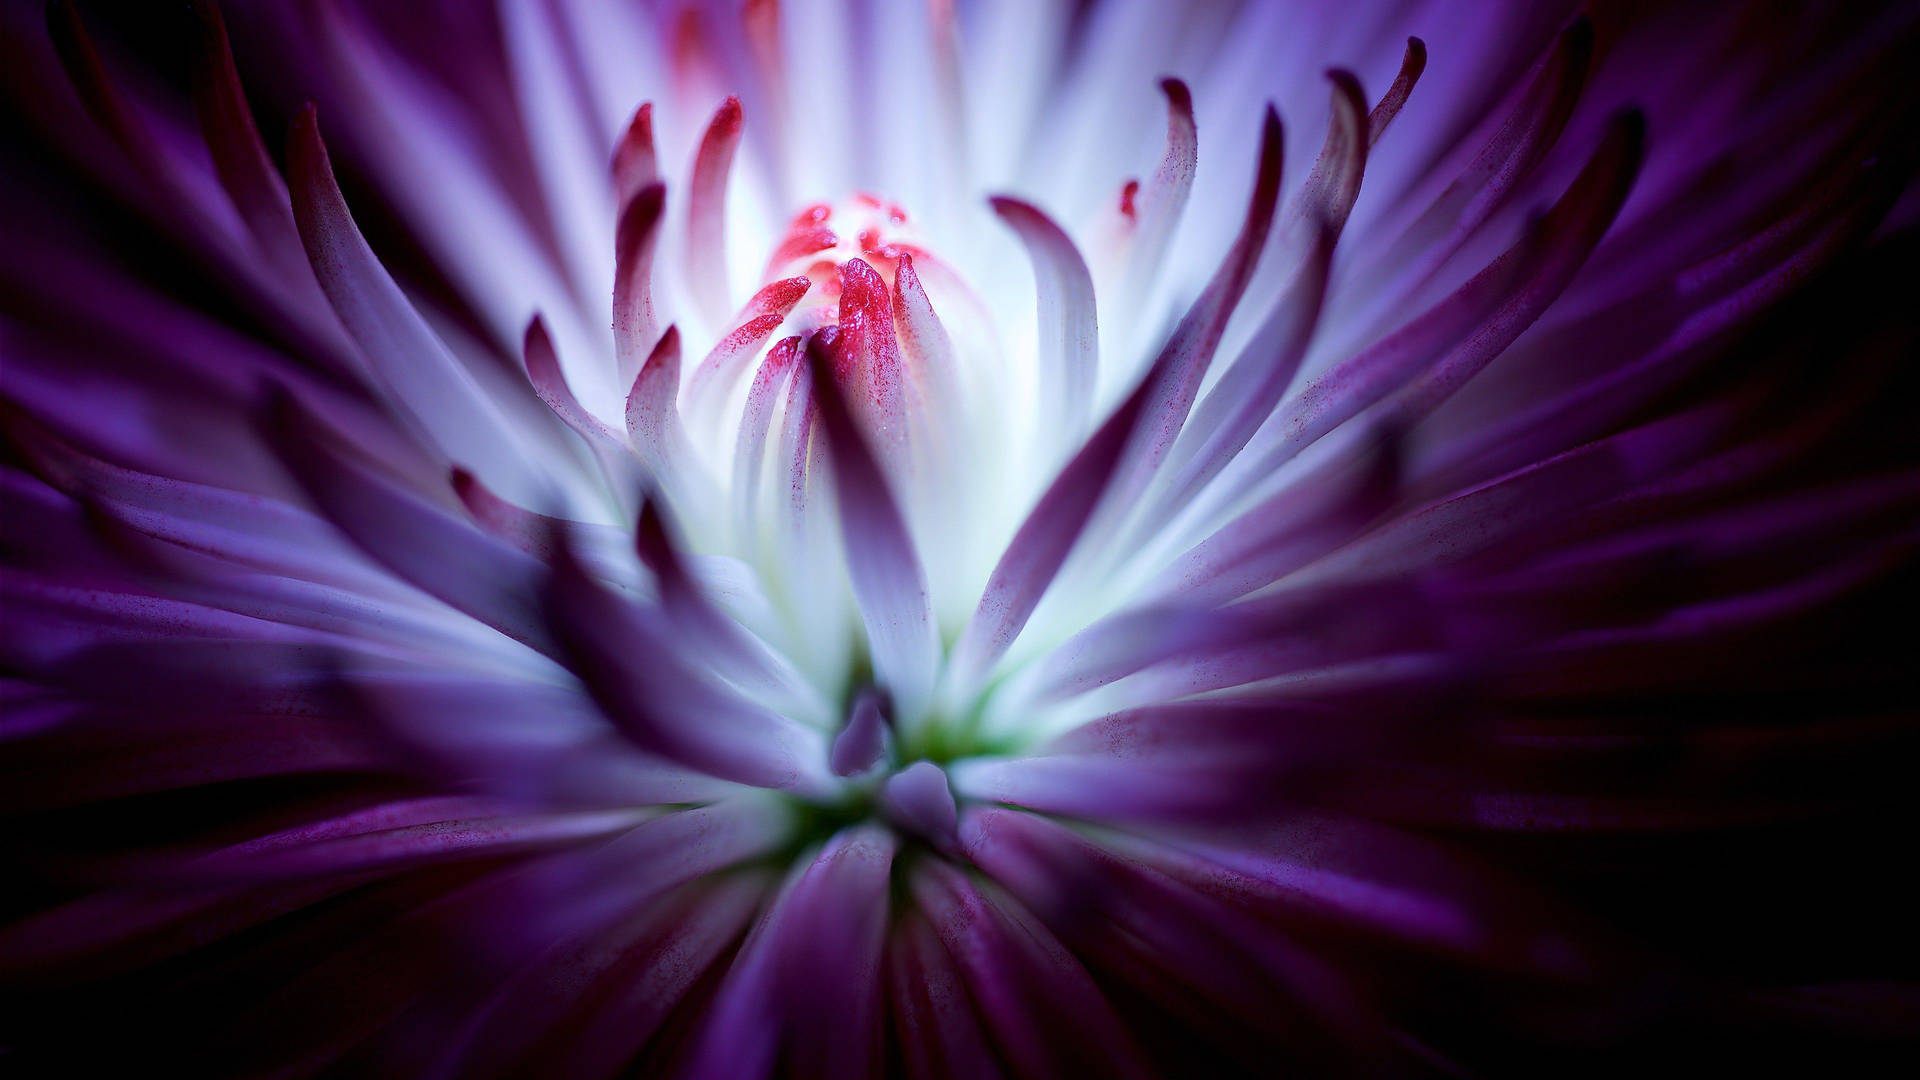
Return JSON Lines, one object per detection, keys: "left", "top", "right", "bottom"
{"left": 1296, "top": 70, "right": 1370, "bottom": 238}
{"left": 1117, "top": 78, "right": 1198, "bottom": 313}
{"left": 1366, "top": 37, "right": 1427, "bottom": 146}
{"left": 1104, "top": 105, "right": 1286, "bottom": 519}
{"left": 880, "top": 760, "right": 960, "bottom": 849}
{"left": 991, "top": 196, "right": 1099, "bottom": 446}
{"left": 1226, "top": 109, "right": 1645, "bottom": 510}
{"left": 285, "top": 105, "right": 540, "bottom": 496}
{"left": 523, "top": 314, "right": 622, "bottom": 447}
{"left": 830, "top": 689, "right": 890, "bottom": 776}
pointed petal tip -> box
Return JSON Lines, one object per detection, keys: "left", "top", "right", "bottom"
{"left": 613, "top": 101, "right": 660, "bottom": 190}
{"left": 1325, "top": 67, "right": 1365, "bottom": 102}
{"left": 830, "top": 693, "right": 889, "bottom": 777}
{"left": 1254, "top": 104, "right": 1285, "bottom": 195}
{"left": 651, "top": 323, "right": 682, "bottom": 362}
{"left": 633, "top": 491, "right": 681, "bottom": 577}
{"left": 880, "top": 761, "right": 958, "bottom": 847}
{"left": 522, "top": 312, "right": 551, "bottom": 358}
{"left": 283, "top": 102, "right": 330, "bottom": 196}
{"left": 618, "top": 181, "right": 667, "bottom": 234}
{"left": 768, "top": 275, "right": 814, "bottom": 305}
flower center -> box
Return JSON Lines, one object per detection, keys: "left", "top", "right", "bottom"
{"left": 763, "top": 193, "right": 923, "bottom": 302}
{"left": 811, "top": 686, "right": 962, "bottom": 851}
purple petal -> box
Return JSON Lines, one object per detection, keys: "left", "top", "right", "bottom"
{"left": 948, "top": 368, "right": 1153, "bottom": 687}
{"left": 880, "top": 760, "right": 959, "bottom": 849}
{"left": 806, "top": 335, "right": 939, "bottom": 711}
{"left": 1115, "top": 78, "right": 1198, "bottom": 314}
{"left": 991, "top": 195, "right": 1099, "bottom": 446}
{"left": 613, "top": 182, "right": 666, "bottom": 383}
{"left": 830, "top": 688, "right": 890, "bottom": 777}
{"left": 543, "top": 529, "right": 823, "bottom": 792}
{"left": 286, "top": 104, "right": 542, "bottom": 497}
{"left": 908, "top": 857, "right": 1155, "bottom": 1080}
{"left": 1366, "top": 37, "right": 1427, "bottom": 146}
{"left": 636, "top": 495, "right": 819, "bottom": 712}
{"left": 262, "top": 392, "right": 558, "bottom": 656}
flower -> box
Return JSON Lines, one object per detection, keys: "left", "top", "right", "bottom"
{"left": 3, "top": 0, "right": 1918, "bottom": 1075}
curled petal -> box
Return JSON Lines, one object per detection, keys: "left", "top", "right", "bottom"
{"left": 1366, "top": 37, "right": 1427, "bottom": 146}
{"left": 686, "top": 96, "right": 744, "bottom": 328}
{"left": 1108, "top": 105, "right": 1285, "bottom": 516}
{"left": 1223, "top": 109, "right": 1646, "bottom": 515}
{"left": 991, "top": 196, "right": 1099, "bottom": 450}
{"left": 1117, "top": 78, "right": 1198, "bottom": 314}
{"left": 1296, "top": 70, "right": 1370, "bottom": 238}
{"left": 613, "top": 183, "right": 667, "bottom": 383}
{"left": 1363, "top": 15, "right": 1593, "bottom": 301}
{"left": 285, "top": 105, "right": 540, "bottom": 497}
{"left": 525, "top": 314, "right": 621, "bottom": 447}
{"left": 612, "top": 101, "right": 658, "bottom": 206}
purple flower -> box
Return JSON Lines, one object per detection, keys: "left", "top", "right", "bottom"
{"left": 3, "top": 1, "right": 1918, "bottom": 1074}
